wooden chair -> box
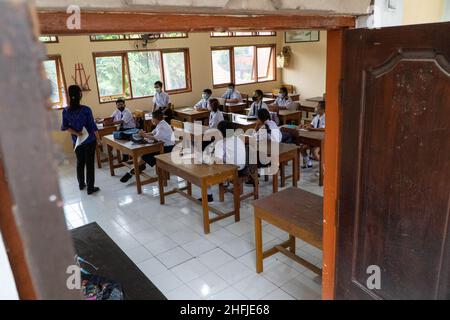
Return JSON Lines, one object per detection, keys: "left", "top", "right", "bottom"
{"left": 280, "top": 127, "right": 302, "bottom": 186}
{"left": 219, "top": 164, "right": 259, "bottom": 201}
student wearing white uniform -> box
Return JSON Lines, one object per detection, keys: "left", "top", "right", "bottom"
{"left": 153, "top": 81, "right": 173, "bottom": 122}
{"left": 200, "top": 120, "right": 247, "bottom": 203}
{"left": 270, "top": 87, "right": 293, "bottom": 110}
{"left": 253, "top": 108, "right": 282, "bottom": 143}
{"left": 111, "top": 98, "right": 136, "bottom": 130}
{"left": 120, "top": 110, "right": 175, "bottom": 183}
{"left": 222, "top": 83, "right": 242, "bottom": 103}
{"left": 299, "top": 101, "right": 325, "bottom": 168}
{"left": 208, "top": 98, "right": 224, "bottom": 129}
{"left": 248, "top": 90, "right": 268, "bottom": 117}
{"left": 194, "top": 89, "right": 212, "bottom": 110}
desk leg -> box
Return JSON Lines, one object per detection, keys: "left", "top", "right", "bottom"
{"left": 319, "top": 141, "right": 324, "bottom": 187}
{"left": 255, "top": 215, "right": 263, "bottom": 273}
{"left": 96, "top": 143, "right": 102, "bottom": 169}
{"left": 289, "top": 235, "right": 296, "bottom": 254}
{"left": 157, "top": 166, "right": 165, "bottom": 205}
{"left": 201, "top": 181, "right": 210, "bottom": 234}
{"left": 187, "top": 182, "right": 192, "bottom": 196}
{"left": 293, "top": 153, "right": 299, "bottom": 188}
{"left": 273, "top": 170, "right": 279, "bottom": 193}
{"left": 233, "top": 172, "right": 240, "bottom": 223}
{"left": 107, "top": 145, "right": 115, "bottom": 176}
{"left": 133, "top": 154, "right": 142, "bottom": 194}
{"left": 280, "top": 164, "right": 286, "bottom": 187}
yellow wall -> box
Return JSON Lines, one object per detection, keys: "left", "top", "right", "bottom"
{"left": 281, "top": 31, "right": 327, "bottom": 100}
{"left": 403, "top": 0, "right": 445, "bottom": 25}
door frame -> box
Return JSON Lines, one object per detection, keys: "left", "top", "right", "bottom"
{"left": 1, "top": 5, "right": 347, "bottom": 299}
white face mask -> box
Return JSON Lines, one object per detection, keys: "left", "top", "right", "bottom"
{"left": 155, "top": 87, "right": 162, "bottom": 93}
{"left": 202, "top": 93, "right": 208, "bottom": 100}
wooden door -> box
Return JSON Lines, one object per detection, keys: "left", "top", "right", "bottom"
{"left": 336, "top": 22, "right": 450, "bottom": 299}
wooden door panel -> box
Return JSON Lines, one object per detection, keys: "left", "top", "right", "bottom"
{"left": 336, "top": 22, "right": 450, "bottom": 300}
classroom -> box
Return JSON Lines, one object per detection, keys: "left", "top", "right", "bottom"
{"left": 0, "top": 0, "right": 449, "bottom": 303}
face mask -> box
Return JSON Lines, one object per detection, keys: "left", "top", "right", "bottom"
{"left": 252, "top": 96, "right": 258, "bottom": 102}
{"left": 155, "top": 87, "right": 162, "bottom": 93}
{"left": 118, "top": 107, "right": 125, "bottom": 112}
{"left": 202, "top": 93, "right": 208, "bottom": 100}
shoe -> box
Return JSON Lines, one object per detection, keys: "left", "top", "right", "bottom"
{"left": 245, "top": 178, "right": 255, "bottom": 186}
{"left": 87, "top": 187, "right": 100, "bottom": 195}
{"left": 120, "top": 172, "right": 133, "bottom": 183}
{"left": 79, "top": 184, "right": 86, "bottom": 190}
{"left": 198, "top": 195, "right": 214, "bottom": 203}
{"left": 130, "top": 164, "right": 146, "bottom": 175}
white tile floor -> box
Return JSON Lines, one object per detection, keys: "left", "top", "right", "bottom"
{"left": 58, "top": 154, "right": 323, "bottom": 300}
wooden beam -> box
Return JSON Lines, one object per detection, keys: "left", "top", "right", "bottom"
{"left": 0, "top": 1, "right": 80, "bottom": 300}
{"left": 322, "top": 29, "right": 344, "bottom": 300}
{"left": 38, "top": 11, "right": 355, "bottom": 35}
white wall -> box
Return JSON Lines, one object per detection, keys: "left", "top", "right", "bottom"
{"left": 0, "top": 233, "right": 19, "bottom": 300}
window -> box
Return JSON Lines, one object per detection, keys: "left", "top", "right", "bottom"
{"left": 94, "top": 54, "right": 130, "bottom": 102}
{"left": 39, "top": 36, "right": 59, "bottom": 43}
{"left": 94, "top": 49, "right": 191, "bottom": 103}
{"left": 211, "top": 49, "right": 232, "bottom": 86}
{"left": 211, "top": 31, "right": 276, "bottom": 37}
{"left": 211, "top": 45, "right": 276, "bottom": 87}
{"left": 90, "top": 33, "right": 187, "bottom": 42}
{"left": 43, "top": 56, "right": 67, "bottom": 109}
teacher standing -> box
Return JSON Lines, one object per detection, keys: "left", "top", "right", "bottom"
{"left": 61, "top": 85, "right": 101, "bottom": 195}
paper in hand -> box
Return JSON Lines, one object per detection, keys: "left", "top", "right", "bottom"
{"left": 74, "top": 127, "right": 89, "bottom": 151}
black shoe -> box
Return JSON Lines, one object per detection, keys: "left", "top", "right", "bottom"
{"left": 87, "top": 187, "right": 100, "bottom": 195}
{"left": 79, "top": 184, "right": 86, "bottom": 190}
{"left": 120, "top": 173, "right": 133, "bottom": 183}
{"left": 245, "top": 178, "right": 255, "bottom": 185}
{"left": 198, "top": 195, "right": 214, "bottom": 203}
{"left": 130, "top": 164, "right": 146, "bottom": 175}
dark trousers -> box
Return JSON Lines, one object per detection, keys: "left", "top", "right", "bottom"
{"left": 142, "top": 145, "right": 174, "bottom": 167}
{"left": 75, "top": 141, "right": 96, "bottom": 189}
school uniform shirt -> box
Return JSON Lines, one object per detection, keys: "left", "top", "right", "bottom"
{"left": 253, "top": 120, "right": 282, "bottom": 143}
{"left": 222, "top": 89, "right": 243, "bottom": 101}
{"left": 311, "top": 113, "right": 326, "bottom": 129}
{"left": 152, "top": 120, "right": 175, "bottom": 147}
{"left": 194, "top": 97, "right": 210, "bottom": 110}
{"left": 153, "top": 91, "right": 171, "bottom": 110}
{"left": 61, "top": 105, "right": 98, "bottom": 146}
{"left": 111, "top": 108, "right": 136, "bottom": 129}
{"left": 274, "top": 95, "right": 293, "bottom": 108}
{"left": 214, "top": 136, "right": 246, "bottom": 171}
{"left": 208, "top": 110, "right": 224, "bottom": 129}
{"left": 248, "top": 101, "right": 269, "bottom": 117}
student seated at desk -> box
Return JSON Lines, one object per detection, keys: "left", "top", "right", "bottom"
{"left": 153, "top": 80, "right": 173, "bottom": 122}
{"left": 111, "top": 98, "right": 136, "bottom": 130}
{"left": 200, "top": 120, "right": 247, "bottom": 203}
{"left": 269, "top": 87, "right": 293, "bottom": 110}
{"left": 222, "top": 83, "right": 243, "bottom": 103}
{"left": 208, "top": 99, "right": 224, "bottom": 129}
{"left": 248, "top": 90, "right": 268, "bottom": 117}
{"left": 194, "top": 89, "right": 212, "bottom": 110}
{"left": 300, "top": 101, "right": 325, "bottom": 169}
{"left": 120, "top": 110, "right": 175, "bottom": 183}
{"left": 253, "top": 109, "right": 282, "bottom": 143}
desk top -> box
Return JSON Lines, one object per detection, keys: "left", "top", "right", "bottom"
{"left": 252, "top": 187, "right": 323, "bottom": 248}
{"left": 306, "top": 97, "right": 325, "bottom": 103}
{"left": 175, "top": 108, "right": 210, "bottom": 116}
{"left": 155, "top": 152, "right": 238, "bottom": 179}
{"left": 280, "top": 126, "right": 325, "bottom": 141}
{"left": 278, "top": 110, "right": 301, "bottom": 116}
{"left": 103, "top": 134, "right": 163, "bottom": 151}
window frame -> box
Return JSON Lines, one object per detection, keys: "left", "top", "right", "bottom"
{"left": 210, "top": 44, "right": 277, "bottom": 89}
{"left": 210, "top": 31, "right": 276, "bottom": 38}
{"left": 89, "top": 33, "right": 188, "bottom": 42}
{"left": 93, "top": 48, "right": 192, "bottom": 104}
{"left": 44, "top": 55, "right": 68, "bottom": 109}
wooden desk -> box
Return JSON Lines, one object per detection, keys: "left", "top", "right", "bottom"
{"left": 155, "top": 153, "right": 240, "bottom": 234}
{"left": 282, "top": 127, "right": 325, "bottom": 186}
{"left": 278, "top": 110, "right": 302, "bottom": 125}
{"left": 229, "top": 114, "right": 257, "bottom": 132}
{"left": 299, "top": 101, "right": 317, "bottom": 119}
{"left": 174, "top": 108, "right": 210, "bottom": 124}
{"left": 306, "top": 96, "right": 325, "bottom": 103}
{"left": 102, "top": 135, "right": 164, "bottom": 194}
{"left": 96, "top": 124, "right": 120, "bottom": 169}
{"left": 253, "top": 187, "right": 323, "bottom": 275}
{"left": 223, "top": 102, "right": 247, "bottom": 114}
{"left": 263, "top": 97, "right": 276, "bottom": 105}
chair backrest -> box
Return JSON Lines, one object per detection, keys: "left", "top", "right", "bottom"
{"left": 170, "top": 119, "right": 183, "bottom": 129}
